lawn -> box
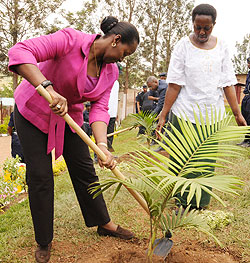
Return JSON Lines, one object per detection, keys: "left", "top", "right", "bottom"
{"left": 0, "top": 114, "right": 249, "bottom": 263}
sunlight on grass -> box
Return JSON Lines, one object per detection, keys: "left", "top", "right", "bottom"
{"left": 0, "top": 114, "right": 249, "bottom": 262}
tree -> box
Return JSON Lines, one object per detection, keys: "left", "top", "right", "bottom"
{"left": 59, "top": 0, "right": 99, "bottom": 33}
{"left": 101, "top": 0, "right": 148, "bottom": 116}
{"left": 232, "top": 34, "right": 250, "bottom": 74}
{"left": 0, "top": 0, "right": 66, "bottom": 90}
{"left": 140, "top": 0, "right": 169, "bottom": 75}
{"left": 160, "top": 0, "right": 193, "bottom": 72}
{"left": 140, "top": 0, "right": 194, "bottom": 75}
{"left": 0, "top": 83, "right": 14, "bottom": 98}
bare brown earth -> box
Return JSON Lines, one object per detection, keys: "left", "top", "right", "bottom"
{"left": 2, "top": 148, "right": 244, "bottom": 263}
{"left": 15, "top": 235, "right": 240, "bottom": 263}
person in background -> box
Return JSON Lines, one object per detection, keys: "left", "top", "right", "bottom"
{"left": 107, "top": 80, "right": 119, "bottom": 151}
{"left": 107, "top": 62, "right": 122, "bottom": 151}
{"left": 147, "top": 74, "right": 168, "bottom": 116}
{"left": 135, "top": 85, "right": 148, "bottom": 136}
{"left": 136, "top": 85, "right": 155, "bottom": 136}
{"left": 94, "top": 64, "right": 121, "bottom": 164}
{"left": 157, "top": 4, "right": 246, "bottom": 210}
{"left": 93, "top": 78, "right": 120, "bottom": 162}
{"left": 141, "top": 86, "right": 154, "bottom": 113}
{"left": 135, "top": 85, "right": 147, "bottom": 113}
{"left": 7, "top": 111, "right": 25, "bottom": 163}
{"left": 237, "top": 56, "right": 250, "bottom": 147}
{"left": 82, "top": 102, "right": 92, "bottom": 137}
{"left": 146, "top": 75, "right": 169, "bottom": 148}
{"left": 8, "top": 15, "right": 139, "bottom": 263}
{"left": 147, "top": 77, "right": 159, "bottom": 110}
{"left": 159, "top": 72, "right": 167, "bottom": 81}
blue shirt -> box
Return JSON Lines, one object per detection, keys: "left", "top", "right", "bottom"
{"left": 152, "top": 79, "right": 168, "bottom": 115}
{"left": 243, "top": 71, "right": 250, "bottom": 94}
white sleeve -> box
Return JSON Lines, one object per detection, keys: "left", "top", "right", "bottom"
{"left": 166, "top": 38, "right": 186, "bottom": 86}
{"left": 219, "top": 41, "right": 237, "bottom": 88}
{"left": 108, "top": 80, "right": 119, "bottom": 118}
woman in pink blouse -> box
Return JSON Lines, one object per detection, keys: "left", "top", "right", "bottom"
{"left": 8, "top": 16, "right": 139, "bottom": 263}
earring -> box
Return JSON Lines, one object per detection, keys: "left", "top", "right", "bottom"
{"left": 112, "top": 43, "right": 116, "bottom": 47}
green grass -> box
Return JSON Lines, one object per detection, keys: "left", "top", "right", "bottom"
{"left": 0, "top": 114, "right": 249, "bottom": 262}
{"left": 111, "top": 114, "right": 146, "bottom": 154}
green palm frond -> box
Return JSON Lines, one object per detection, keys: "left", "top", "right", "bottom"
{"left": 131, "top": 111, "right": 158, "bottom": 130}
{"left": 136, "top": 109, "right": 247, "bottom": 207}
{"left": 90, "top": 107, "right": 248, "bottom": 251}
{"left": 131, "top": 111, "right": 158, "bottom": 145}
{"left": 92, "top": 108, "right": 247, "bottom": 208}
{"left": 160, "top": 206, "right": 222, "bottom": 246}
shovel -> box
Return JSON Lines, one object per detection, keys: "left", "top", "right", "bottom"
{"left": 107, "top": 126, "right": 135, "bottom": 137}
{"left": 107, "top": 126, "right": 135, "bottom": 152}
{"left": 36, "top": 85, "right": 149, "bottom": 215}
{"left": 36, "top": 86, "right": 173, "bottom": 258}
{"left": 152, "top": 230, "right": 174, "bottom": 259}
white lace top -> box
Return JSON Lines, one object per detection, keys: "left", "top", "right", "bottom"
{"left": 167, "top": 36, "right": 237, "bottom": 123}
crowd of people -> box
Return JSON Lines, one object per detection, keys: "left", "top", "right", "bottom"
{"left": 5, "top": 3, "right": 250, "bottom": 263}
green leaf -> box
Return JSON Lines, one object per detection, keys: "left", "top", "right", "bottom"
{"left": 111, "top": 183, "right": 123, "bottom": 202}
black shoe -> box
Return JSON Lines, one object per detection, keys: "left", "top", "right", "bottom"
{"left": 35, "top": 243, "right": 52, "bottom": 263}
{"left": 97, "top": 225, "right": 134, "bottom": 240}
{"left": 237, "top": 140, "right": 246, "bottom": 146}
{"left": 154, "top": 146, "right": 165, "bottom": 152}
{"left": 238, "top": 141, "right": 250, "bottom": 147}
{"left": 150, "top": 140, "right": 157, "bottom": 146}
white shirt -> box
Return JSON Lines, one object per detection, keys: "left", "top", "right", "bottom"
{"left": 167, "top": 36, "right": 237, "bottom": 123}
{"left": 108, "top": 80, "right": 119, "bottom": 118}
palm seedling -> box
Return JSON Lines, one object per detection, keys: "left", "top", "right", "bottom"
{"left": 90, "top": 108, "right": 248, "bottom": 262}
{"left": 131, "top": 110, "right": 158, "bottom": 147}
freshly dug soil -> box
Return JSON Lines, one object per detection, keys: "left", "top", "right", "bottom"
{"left": 40, "top": 236, "right": 240, "bottom": 263}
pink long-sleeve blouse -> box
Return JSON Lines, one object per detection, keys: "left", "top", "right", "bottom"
{"left": 8, "top": 28, "right": 119, "bottom": 159}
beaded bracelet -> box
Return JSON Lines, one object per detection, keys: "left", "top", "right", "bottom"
{"left": 97, "top": 142, "right": 108, "bottom": 148}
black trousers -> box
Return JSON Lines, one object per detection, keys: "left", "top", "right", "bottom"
{"left": 107, "top": 117, "right": 116, "bottom": 148}
{"left": 14, "top": 105, "right": 110, "bottom": 246}
{"left": 241, "top": 95, "right": 250, "bottom": 141}
{"left": 11, "top": 133, "right": 25, "bottom": 163}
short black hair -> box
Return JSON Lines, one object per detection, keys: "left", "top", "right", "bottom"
{"left": 100, "top": 16, "right": 140, "bottom": 45}
{"left": 192, "top": 4, "right": 217, "bottom": 24}
{"left": 159, "top": 72, "right": 167, "bottom": 77}
{"left": 85, "top": 102, "right": 91, "bottom": 107}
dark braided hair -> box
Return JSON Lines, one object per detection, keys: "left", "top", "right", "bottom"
{"left": 192, "top": 4, "right": 217, "bottom": 24}
{"left": 100, "top": 16, "right": 140, "bottom": 44}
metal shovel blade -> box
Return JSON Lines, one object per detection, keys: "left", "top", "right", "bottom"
{"left": 153, "top": 238, "right": 173, "bottom": 259}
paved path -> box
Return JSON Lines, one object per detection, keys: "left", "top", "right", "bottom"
{"left": 0, "top": 136, "right": 11, "bottom": 166}
{"left": 0, "top": 136, "right": 11, "bottom": 175}
{"left": 0, "top": 135, "right": 59, "bottom": 170}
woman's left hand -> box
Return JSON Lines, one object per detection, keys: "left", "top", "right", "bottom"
{"left": 97, "top": 145, "right": 117, "bottom": 170}
{"left": 235, "top": 113, "right": 247, "bottom": 126}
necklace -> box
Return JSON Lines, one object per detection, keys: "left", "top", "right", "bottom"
{"left": 93, "top": 41, "right": 100, "bottom": 77}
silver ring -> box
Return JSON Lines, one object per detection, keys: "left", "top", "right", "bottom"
{"left": 56, "top": 104, "right": 61, "bottom": 109}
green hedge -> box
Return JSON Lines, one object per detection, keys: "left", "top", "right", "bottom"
{"left": 0, "top": 115, "right": 10, "bottom": 134}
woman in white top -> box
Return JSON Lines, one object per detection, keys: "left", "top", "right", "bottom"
{"left": 157, "top": 3, "right": 246, "bottom": 209}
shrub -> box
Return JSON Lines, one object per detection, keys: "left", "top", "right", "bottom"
{"left": 1, "top": 156, "right": 27, "bottom": 211}
{"left": 53, "top": 159, "right": 67, "bottom": 176}
{"left": 200, "top": 210, "right": 234, "bottom": 230}
{"left": 0, "top": 115, "right": 10, "bottom": 134}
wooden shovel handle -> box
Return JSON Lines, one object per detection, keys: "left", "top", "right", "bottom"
{"left": 36, "top": 85, "right": 149, "bottom": 215}
{"left": 107, "top": 126, "right": 135, "bottom": 137}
